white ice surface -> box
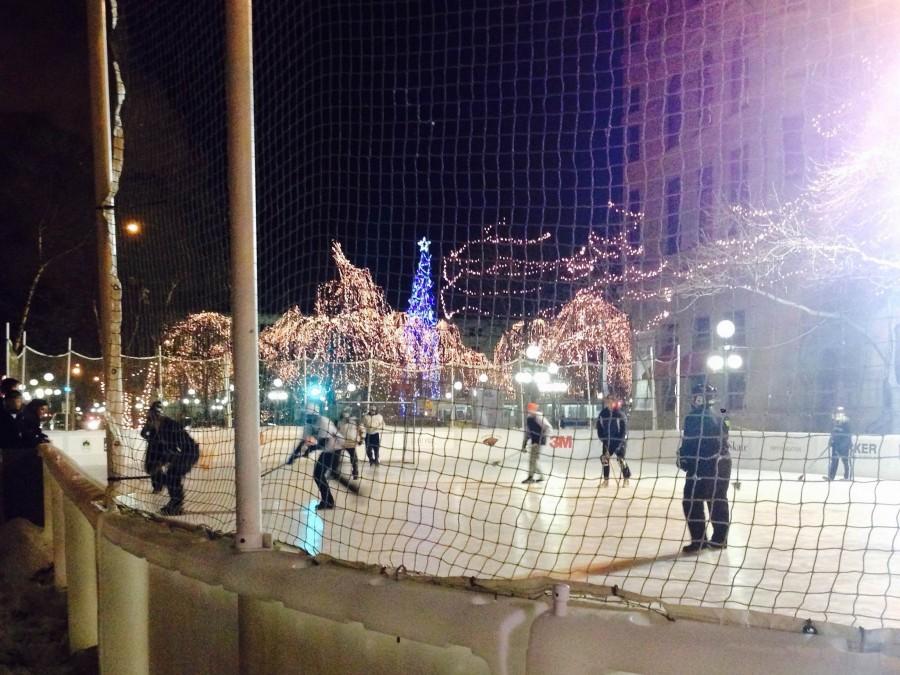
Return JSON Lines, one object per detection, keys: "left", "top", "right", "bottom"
{"left": 75, "top": 425, "right": 900, "bottom": 630}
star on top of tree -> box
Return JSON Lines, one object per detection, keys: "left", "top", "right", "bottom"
{"left": 417, "top": 237, "right": 431, "bottom": 253}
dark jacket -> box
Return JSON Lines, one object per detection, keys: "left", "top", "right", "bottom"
{"left": 144, "top": 417, "right": 200, "bottom": 472}
{"left": 678, "top": 405, "right": 729, "bottom": 477}
{"left": 0, "top": 410, "right": 26, "bottom": 448}
{"left": 526, "top": 414, "right": 549, "bottom": 445}
{"left": 22, "top": 410, "right": 49, "bottom": 447}
{"left": 597, "top": 407, "right": 627, "bottom": 444}
{"left": 830, "top": 421, "right": 852, "bottom": 455}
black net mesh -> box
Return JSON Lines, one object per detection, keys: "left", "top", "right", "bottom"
{"left": 41, "top": 0, "right": 900, "bottom": 629}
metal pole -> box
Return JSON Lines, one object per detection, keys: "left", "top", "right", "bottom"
{"left": 156, "top": 346, "right": 164, "bottom": 401}
{"left": 4, "top": 322, "right": 9, "bottom": 377}
{"left": 223, "top": 353, "right": 232, "bottom": 428}
{"left": 675, "top": 343, "right": 681, "bottom": 431}
{"left": 649, "top": 346, "right": 658, "bottom": 431}
{"left": 65, "top": 338, "right": 72, "bottom": 431}
{"left": 584, "top": 352, "right": 592, "bottom": 410}
{"left": 303, "top": 355, "right": 308, "bottom": 410}
{"left": 20, "top": 331, "right": 26, "bottom": 385}
{"left": 226, "top": 0, "right": 264, "bottom": 551}
{"left": 450, "top": 364, "right": 456, "bottom": 425}
{"left": 600, "top": 347, "right": 608, "bottom": 396}
{"left": 87, "top": 0, "right": 124, "bottom": 487}
{"left": 366, "top": 357, "right": 373, "bottom": 407}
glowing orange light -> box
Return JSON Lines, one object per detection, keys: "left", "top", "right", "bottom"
{"left": 124, "top": 220, "right": 142, "bottom": 235}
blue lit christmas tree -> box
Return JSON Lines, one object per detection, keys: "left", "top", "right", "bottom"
{"left": 404, "top": 237, "right": 440, "bottom": 399}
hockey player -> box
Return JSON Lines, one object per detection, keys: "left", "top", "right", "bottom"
{"left": 141, "top": 401, "right": 201, "bottom": 516}
{"left": 597, "top": 394, "right": 632, "bottom": 487}
{"left": 677, "top": 383, "right": 731, "bottom": 553}
{"left": 522, "top": 402, "right": 552, "bottom": 484}
{"left": 337, "top": 410, "right": 362, "bottom": 480}
{"left": 288, "top": 406, "right": 344, "bottom": 510}
{"left": 825, "top": 406, "right": 853, "bottom": 481}
{"left": 361, "top": 405, "right": 384, "bottom": 465}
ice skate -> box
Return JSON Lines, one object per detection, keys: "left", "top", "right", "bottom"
{"left": 160, "top": 501, "right": 184, "bottom": 516}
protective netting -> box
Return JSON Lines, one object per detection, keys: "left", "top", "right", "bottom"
{"left": 61, "top": 0, "right": 900, "bottom": 630}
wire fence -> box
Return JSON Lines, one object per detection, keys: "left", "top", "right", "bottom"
{"left": 28, "top": 0, "right": 900, "bottom": 633}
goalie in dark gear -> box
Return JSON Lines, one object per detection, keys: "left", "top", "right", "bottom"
{"left": 677, "top": 383, "right": 731, "bottom": 554}
{"left": 597, "top": 394, "right": 631, "bottom": 486}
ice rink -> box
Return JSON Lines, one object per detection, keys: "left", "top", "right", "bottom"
{"left": 100, "top": 425, "right": 900, "bottom": 630}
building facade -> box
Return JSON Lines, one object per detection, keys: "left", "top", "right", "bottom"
{"left": 622, "top": 0, "right": 900, "bottom": 432}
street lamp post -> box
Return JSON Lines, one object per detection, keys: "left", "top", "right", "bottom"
{"left": 707, "top": 318, "right": 744, "bottom": 488}
{"left": 706, "top": 319, "right": 742, "bottom": 411}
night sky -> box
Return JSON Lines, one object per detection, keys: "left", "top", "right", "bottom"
{"left": 2, "top": 1, "right": 621, "bottom": 357}
{"left": 0, "top": 1, "right": 95, "bottom": 355}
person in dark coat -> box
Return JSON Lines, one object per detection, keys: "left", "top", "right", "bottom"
{"left": 0, "top": 377, "right": 21, "bottom": 399}
{"left": 825, "top": 406, "right": 853, "bottom": 481}
{"left": 141, "top": 401, "right": 200, "bottom": 515}
{"left": 0, "top": 391, "right": 44, "bottom": 525}
{"left": 597, "top": 394, "right": 632, "bottom": 487}
{"left": 677, "top": 383, "right": 731, "bottom": 553}
{"left": 22, "top": 398, "right": 50, "bottom": 447}
{"left": 0, "top": 390, "right": 26, "bottom": 448}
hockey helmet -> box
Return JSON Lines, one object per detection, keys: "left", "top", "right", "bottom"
{"left": 691, "top": 382, "right": 716, "bottom": 406}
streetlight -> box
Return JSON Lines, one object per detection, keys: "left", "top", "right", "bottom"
{"left": 272, "top": 377, "right": 284, "bottom": 388}
{"left": 707, "top": 319, "right": 744, "bottom": 411}
{"left": 533, "top": 371, "right": 550, "bottom": 386}
{"left": 124, "top": 220, "right": 142, "bottom": 236}
{"left": 547, "top": 363, "right": 560, "bottom": 375}
{"left": 43, "top": 372, "right": 54, "bottom": 382}
{"left": 726, "top": 353, "right": 743, "bottom": 370}
{"left": 716, "top": 319, "right": 736, "bottom": 340}
{"left": 346, "top": 382, "right": 357, "bottom": 393}
{"left": 28, "top": 379, "right": 38, "bottom": 386}
{"left": 514, "top": 371, "right": 534, "bottom": 384}
{"left": 71, "top": 363, "right": 82, "bottom": 376}
{"left": 453, "top": 380, "right": 463, "bottom": 391}
{"left": 525, "top": 344, "right": 542, "bottom": 360}
{"left": 478, "top": 373, "right": 488, "bottom": 383}
{"left": 706, "top": 354, "right": 725, "bottom": 372}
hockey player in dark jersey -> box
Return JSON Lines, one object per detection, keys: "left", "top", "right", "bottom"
{"left": 677, "top": 383, "right": 731, "bottom": 553}
{"left": 597, "top": 394, "right": 632, "bottom": 487}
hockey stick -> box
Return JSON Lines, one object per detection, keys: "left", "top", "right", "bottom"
{"left": 333, "top": 472, "right": 362, "bottom": 495}
{"left": 490, "top": 439, "right": 526, "bottom": 467}
{"left": 798, "top": 445, "right": 831, "bottom": 481}
{"left": 262, "top": 461, "right": 292, "bottom": 478}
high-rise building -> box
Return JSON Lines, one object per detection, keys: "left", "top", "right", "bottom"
{"left": 621, "top": 0, "right": 900, "bottom": 431}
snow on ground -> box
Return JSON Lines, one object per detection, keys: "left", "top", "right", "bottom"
{"left": 0, "top": 519, "right": 98, "bottom": 674}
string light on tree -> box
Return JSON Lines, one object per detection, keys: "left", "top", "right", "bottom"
{"left": 404, "top": 237, "right": 440, "bottom": 398}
